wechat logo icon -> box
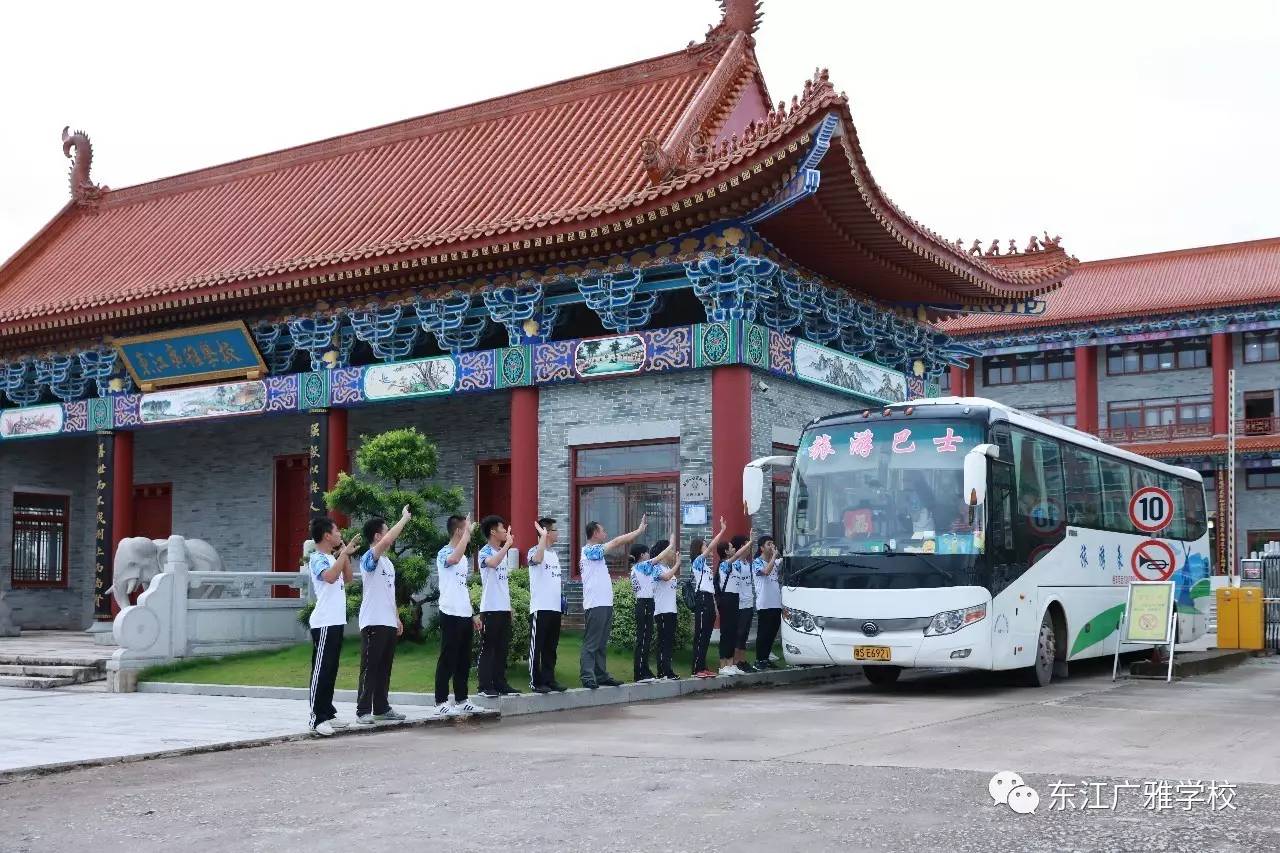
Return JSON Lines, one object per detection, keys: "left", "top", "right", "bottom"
{"left": 989, "top": 771, "right": 1039, "bottom": 814}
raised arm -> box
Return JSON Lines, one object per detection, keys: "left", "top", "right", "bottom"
{"left": 659, "top": 551, "right": 681, "bottom": 582}
{"left": 700, "top": 517, "right": 728, "bottom": 559}
{"left": 483, "top": 528, "right": 515, "bottom": 568}
{"left": 758, "top": 544, "right": 778, "bottom": 576}
{"left": 729, "top": 529, "right": 755, "bottom": 563}
{"left": 652, "top": 538, "right": 677, "bottom": 566}
{"left": 325, "top": 534, "right": 361, "bottom": 583}
{"left": 445, "top": 514, "right": 473, "bottom": 566}
{"left": 530, "top": 521, "right": 549, "bottom": 566}
{"left": 372, "top": 505, "right": 412, "bottom": 560}
{"left": 604, "top": 513, "right": 648, "bottom": 553}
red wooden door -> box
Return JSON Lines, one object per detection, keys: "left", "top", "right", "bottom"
{"left": 133, "top": 484, "right": 172, "bottom": 541}
{"left": 272, "top": 455, "right": 310, "bottom": 598}
{"left": 475, "top": 459, "right": 512, "bottom": 523}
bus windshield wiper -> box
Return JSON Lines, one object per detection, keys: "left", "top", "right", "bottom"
{"left": 877, "top": 551, "right": 959, "bottom": 583}
{"left": 786, "top": 557, "right": 878, "bottom": 584}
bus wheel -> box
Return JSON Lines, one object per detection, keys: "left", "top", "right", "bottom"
{"left": 863, "top": 665, "right": 901, "bottom": 687}
{"left": 1022, "top": 615, "right": 1056, "bottom": 688}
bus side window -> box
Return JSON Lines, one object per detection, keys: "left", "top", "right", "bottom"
{"left": 1010, "top": 429, "right": 1066, "bottom": 563}
{"left": 1062, "top": 445, "right": 1102, "bottom": 529}
{"left": 1181, "top": 478, "right": 1208, "bottom": 541}
{"left": 1158, "top": 473, "right": 1188, "bottom": 540}
{"left": 986, "top": 460, "right": 1019, "bottom": 595}
{"left": 1098, "top": 456, "right": 1134, "bottom": 534}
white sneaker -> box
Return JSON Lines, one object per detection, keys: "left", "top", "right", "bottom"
{"left": 311, "top": 721, "right": 336, "bottom": 737}
{"left": 328, "top": 717, "right": 350, "bottom": 730}
{"left": 434, "top": 702, "right": 457, "bottom": 717}
{"left": 452, "top": 700, "right": 490, "bottom": 717}
{"left": 719, "top": 666, "right": 742, "bottom": 677}
{"left": 636, "top": 677, "right": 657, "bottom": 684}
{"left": 355, "top": 714, "right": 376, "bottom": 726}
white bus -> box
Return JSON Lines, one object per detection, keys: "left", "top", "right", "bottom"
{"left": 743, "top": 397, "right": 1212, "bottom": 687}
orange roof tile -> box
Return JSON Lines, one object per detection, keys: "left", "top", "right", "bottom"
{"left": 0, "top": 1, "right": 1076, "bottom": 345}
{"left": 941, "top": 237, "right": 1280, "bottom": 336}
{"left": 1118, "top": 434, "right": 1280, "bottom": 459}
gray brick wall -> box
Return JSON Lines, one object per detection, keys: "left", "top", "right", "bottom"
{"left": 133, "top": 414, "right": 311, "bottom": 573}
{"left": 350, "top": 392, "right": 511, "bottom": 526}
{"left": 538, "top": 371, "right": 711, "bottom": 570}
{"left": 1232, "top": 331, "right": 1280, "bottom": 418}
{"left": 749, "top": 373, "right": 855, "bottom": 537}
{"left": 0, "top": 435, "right": 96, "bottom": 629}
{"left": 974, "top": 359, "right": 1075, "bottom": 413}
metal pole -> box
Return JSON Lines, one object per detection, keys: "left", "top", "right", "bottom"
{"left": 1228, "top": 368, "right": 1237, "bottom": 582}
{"left": 1165, "top": 601, "right": 1177, "bottom": 684}
{"left": 1112, "top": 610, "right": 1126, "bottom": 682}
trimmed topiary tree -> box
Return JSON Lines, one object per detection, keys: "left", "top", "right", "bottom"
{"left": 608, "top": 577, "right": 693, "bottom": 654}
{"left": 322, "top": 427, "right": 464, "bottom": 639}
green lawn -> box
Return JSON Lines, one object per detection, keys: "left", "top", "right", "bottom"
{"left": 140, "top": 630, "right": 703, "bottom": 693}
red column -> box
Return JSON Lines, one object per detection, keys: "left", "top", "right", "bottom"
{"left": 1073, "top": 345, "right": 1098, "bottom": 434}
{"left": 111, "top": 431, "right": 135, "bottom": 553}
{"left": 1212, "top": 333, "right": 1232, "bottom": 435}
{"left": 712, "top": 365, "right": 752, "bottom": 536}
{"left": 949, "top": 364, "right": 966, "bottom": 397}
{"left": 510, "top": 387, "right": 540, "bottom": 565}
{"left": 326, "top": 408, "right": 349, "bottom": 526}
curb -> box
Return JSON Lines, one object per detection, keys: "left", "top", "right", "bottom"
{"left": 134, "top": 664, "right": 842, "bottom": 716}
{"left": 0, "top": 708, "right": 499, "bottom": 784}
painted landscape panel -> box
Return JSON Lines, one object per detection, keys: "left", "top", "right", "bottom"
{"left": 139, "top": 380, "right": 268, "bottom": 425}
{"left": 363, "top": 356, "right": 457, "bottom": 400}
{"left": 794, "top": 339, "right": 907, "bottom": 403}
{"left": 574, "top": 334, "right": 646, "bottom": 377}
{"left": 0, "top": 404, "right": 64, "bottom": 439}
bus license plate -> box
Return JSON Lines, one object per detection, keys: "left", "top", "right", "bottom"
{"left": 854, "top": 646, "right": 891, "bottom": 662}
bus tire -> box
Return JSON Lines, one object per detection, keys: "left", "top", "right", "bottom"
{"left": 862, "top": 665, "right": 901, "bottom": 687}
{"left": 1022, "top": 614, "right": 1056, "bottom": 688}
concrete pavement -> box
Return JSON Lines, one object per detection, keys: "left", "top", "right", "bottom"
{"left": 3, "top": 656, "right": 1279, "bottom": 851}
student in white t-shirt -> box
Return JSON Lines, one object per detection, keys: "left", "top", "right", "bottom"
{"left": 716, "top": 529, "right": 754, "bottom": 677}
{"left": 476, "top": 514, "right": 517, "bottom": 699}
{"left": 732, "top": 535, "right": 758, "bottom": 673}
{"left": 648, "top": 539, "right": 682, "bottom": 680}
{"left": 307, "top": 517, "right": 359, "bottom": 737}
{"left": 752, "top": 535, "right": 782, "bottom": 669}
{"left": 628, "top": 538, "right": 676, "bottom": 683}
{"left": 432, "top": 514, "right": 487, "bottom": 718}
{"left": 355, "top": 505, "right": 411, "bottom": 725}
{"left": 578, "top": 513, "right": 647, "bottom": 689}
{"left": 527, "top": 517, "right": 566, "bottom": 694}
{"left": 689, "top": 517, "right": 728, "bottom": 678}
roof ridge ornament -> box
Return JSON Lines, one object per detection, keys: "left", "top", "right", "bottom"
{"left": 706, "top": 0, "right": 763, "bottom": 46}
{"left": 61, "top": 126, "right": 108, "bottom": 206}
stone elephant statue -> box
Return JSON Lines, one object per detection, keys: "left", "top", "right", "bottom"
{"left": 112, "top": 536, "right": 225, "bottom": 609}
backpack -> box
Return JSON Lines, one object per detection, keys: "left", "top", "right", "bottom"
{"left": 680, "top": 573, "right": 697, "bottom": 610}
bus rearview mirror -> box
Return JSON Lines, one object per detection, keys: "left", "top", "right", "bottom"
{"left": 963, "top": 443, "right": 1000, "bottom": 507}
{"left": 743, "top": 466, "right": 765, "bottom": 515}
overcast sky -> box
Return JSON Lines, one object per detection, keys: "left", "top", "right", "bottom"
{"left": 1, "top": 0, "right": 1277, "bottom": 267}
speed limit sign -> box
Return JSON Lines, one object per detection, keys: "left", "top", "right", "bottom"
{"left": 1129, "top": 486, "right": 1174, "bottom": 533}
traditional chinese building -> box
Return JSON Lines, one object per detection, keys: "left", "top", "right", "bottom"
{"left": 942, "top": 236, "right": 1280, "bottom": 574}
{"left": 0, "top": 0, "right": 1075, "bottom": 630}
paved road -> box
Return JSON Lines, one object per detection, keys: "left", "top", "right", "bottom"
{"left": 4, "top": 658, "right": 1279, "bottom": 852}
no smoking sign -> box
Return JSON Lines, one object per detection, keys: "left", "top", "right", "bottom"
{"left": 1131, "top": 539, "right": 1176, "bottom": 581}
{"left": 1128, "top": 486, "right": 1174, "bottom": 534}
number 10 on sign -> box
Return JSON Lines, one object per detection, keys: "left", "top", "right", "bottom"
{"left": 1129, "top": 486, "right": 1174, "bottom": 534}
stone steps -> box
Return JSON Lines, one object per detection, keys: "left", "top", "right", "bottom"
{"left": 0, "top": 674, "right": 78, "bottom": 689}
{"left": 0, "top": 657, "right": 106, "bottom": 689}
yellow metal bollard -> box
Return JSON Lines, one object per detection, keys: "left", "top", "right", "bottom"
{"left": 1217, "top": 588, "right": 1240, "bottom": 649}
{"left": 1238, "top": 587, "right": 1264, "bottom": 650}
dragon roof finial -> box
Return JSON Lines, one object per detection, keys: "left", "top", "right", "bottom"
{"left": 61, "top": 126, "right": 107, "bottom": 206}
{"left": 706, "top": 0, "right": 763, "bottom": 45}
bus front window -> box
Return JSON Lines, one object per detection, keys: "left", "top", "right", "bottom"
{"left": 790, "top": 419, "right": 987, "bottom": 557}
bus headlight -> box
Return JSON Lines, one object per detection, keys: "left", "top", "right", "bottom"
{"left": 924, "top": 604, "right": 987, "bottom": 636}
{"left": 783, "top": 606, "right": 819, "bottom": 634}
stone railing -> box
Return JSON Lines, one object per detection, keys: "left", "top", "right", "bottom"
{"left": 108, "top": 536, "right": 311, "bottom": 692}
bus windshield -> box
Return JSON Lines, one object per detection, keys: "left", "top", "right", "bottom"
{"left": 790, "top": 419, "right": 987, "bottom": 558}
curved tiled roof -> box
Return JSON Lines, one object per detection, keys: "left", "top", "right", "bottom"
{"left": 941, "top": 236, "right": 1280, "bottom": 336}
{"left": 0, "top": 4, "right": 1076, "bottom": 344}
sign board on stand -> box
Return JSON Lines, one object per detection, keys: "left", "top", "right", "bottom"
{"left": 1112, "top": 581, "right": 1177, "bottom": 683}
